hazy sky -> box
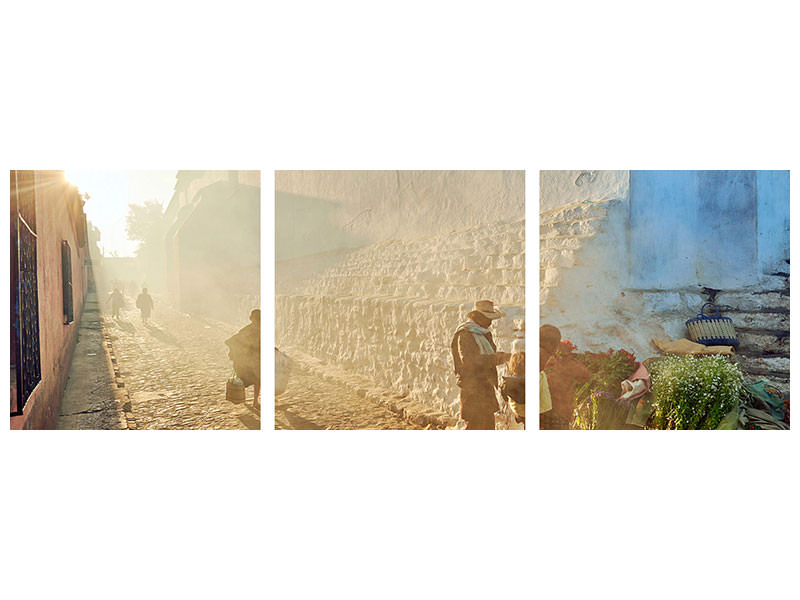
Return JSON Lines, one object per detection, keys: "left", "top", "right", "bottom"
{"left": 65, "top": 170, "right": 177, "bottom": 257}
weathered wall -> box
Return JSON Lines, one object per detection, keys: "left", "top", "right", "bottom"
{"left": 540, "top": 170, "right": 790, "bottom": 392}
{"left": 277, "top": 219, "right": 525, "bottom": 418}
{"left": 163, "top": 173, "right": 261, "bottom": 324}
{"left": 12, "top": 171, "right": 90, "bottom": 429}
{"left": 177, "top": 180, "right": 260, "bottom": 324}
{"left": 164, "top": 171, "right": 260, "bottom": 304}
{"left": 539, "top": 170, "right": 629, "bottom": 213}
{"left": 276, "top": 170, "right": 525, "bottom": 260}
{"left": 165, "top": 170, "right": 261, "bottom": 222}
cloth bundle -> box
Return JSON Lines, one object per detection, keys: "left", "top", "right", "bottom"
{"left": 618, "top": 362, "right": 650, "bottom": 402}
{"left": 742, "top": 380, "right": 788, "bottom": 423}
{"left": 652, "top": 337, "right": 735, "bottom": 356}
{"left": 739, "top": 407, "right": 789, "bottom": 430}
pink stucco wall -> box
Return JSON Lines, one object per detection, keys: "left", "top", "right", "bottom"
{"left": 11, "top": 171, "right": 89, "bottom": 430}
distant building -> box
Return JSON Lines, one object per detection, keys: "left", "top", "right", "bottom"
{"left": 10, "top": 170, "right": 90, "bottom": 429}
{"left": 163, "top": 171, "right": 260, "bottom": 324}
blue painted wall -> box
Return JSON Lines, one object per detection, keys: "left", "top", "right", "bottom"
{"left": 629, "top": 170, "right": 789, "bottom": 290}
{"left": 756, "top": 170, "right": 790, "bottom": 275}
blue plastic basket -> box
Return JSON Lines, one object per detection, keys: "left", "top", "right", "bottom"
{"left": 686, "top": 303, "right": 739, "bottom": 346}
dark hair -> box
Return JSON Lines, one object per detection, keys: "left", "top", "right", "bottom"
{"left": 539, "top": 324, "right": 561, "bottom": 353}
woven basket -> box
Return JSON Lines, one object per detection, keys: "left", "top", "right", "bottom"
{"left": 686, "top": 303, "right": 739, "bottom": 346}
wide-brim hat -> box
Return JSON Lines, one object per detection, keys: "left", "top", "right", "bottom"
{"left": 474, "top": 299, "right": 505, "bottom": 320}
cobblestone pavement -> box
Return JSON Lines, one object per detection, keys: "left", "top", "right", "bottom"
{"left": 275, "top": 361, "right": 421, "bottom": 430}
{"left": 106, "top": 294, "right": 260, "bottom": 430}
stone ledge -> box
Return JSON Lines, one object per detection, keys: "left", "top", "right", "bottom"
{"left": 540, "top": 198, "right": 615, "bottom": 223}
{"left": 540, "top": 219, "right": 605, "bottom": 238}
{"left": 100, "top": 318, "right": 132, "bottom": 429}
{"left": 539, "top": 234, "right": 594, "bottom": 250}
{"left": 715, "top": 291, "right": 789, "bottom": 312}
{"left": 733, "top": 354, "right": 790, "bottom": 375}
{"left": 727, "top": 312, "right": 789, "bottom": 330}
{"left": 283, "top": 347, "right": 457, "bottom": 430}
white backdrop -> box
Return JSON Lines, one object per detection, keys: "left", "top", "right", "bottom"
{"left": 2, "top": 1, "right": 798, "bottom": 599}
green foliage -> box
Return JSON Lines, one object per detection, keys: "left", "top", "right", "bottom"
{"left": 649, "top": 355, "right": 743, "bottom": 430}
{"left": 125, "top": 201, "right": 164, "bottom": 243}
{"left": 571, "top": 350, "right": 637, "bottom": 430}
{"left": 572, "top": 390, "right": 604, "bottom": 430}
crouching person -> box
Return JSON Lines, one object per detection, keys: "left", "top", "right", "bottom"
{"left": 225, "top": 309, "right": 261, "bottom": 410}
{"left": 451, "top": 300, "right": 511, "bottom": 430}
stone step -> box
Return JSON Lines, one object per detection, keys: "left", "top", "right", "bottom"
{"left": 540, "top": 267, "right": 561, "bottom": 288}
{"left": 540, "top": 200, "right": 611, "bottom": 224}
{"left": 540, "top": 218, "right": 604, "bottom": 238}
{"left": 539, "top": 235, "right": 593, "bottom": 251}
{"left": 727, "top": 311, "right": 789, "bottom": 331}
{"left": 736, "top": 330, "right": 790, "bottom": 355}
{"left": 714, "top": 291, "right": 789, "bottom": 312}
{"left": 733, "top": 354, "right": 790, "bottom": 376}
{"left": 540, "top": 248, "right": 577, "bottom": 268}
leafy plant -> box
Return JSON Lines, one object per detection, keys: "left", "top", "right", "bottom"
{"left": 648, "top": 355, "right": 743, "bottom": 430}
{"left": 571, "top": 349, "right": 637, "bottom": 430}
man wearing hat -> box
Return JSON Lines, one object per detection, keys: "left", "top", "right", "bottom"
{"left": 450, "top": 300, "right": 511, "bottom": 430}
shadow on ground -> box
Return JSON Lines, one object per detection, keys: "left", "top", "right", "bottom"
{"left": 112, "top": 319, "right": 136, "bottom": 335}
{"left": 145, "top": 323, "right": 183, "bottom": 347}
{"left": 274, "top": 403, "right": 325, "bottom": 430}
{"left": 237, "top": 412, "right": 261, "bottom": 430}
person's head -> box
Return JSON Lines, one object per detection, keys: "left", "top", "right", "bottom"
{"left": 539, "top": 324, "right": 561, "bottom": 357}
{"left": 250, "top": 309, "right": 261, "bottom": 325}
{"left": 469, "top": 300, "right": 505, "bottom": 328}
{"left": 467, "top": 310, "right": 491, "bottom": 328}
{"left": 114, "top": 287, "right": 120, "bottom": 293}
{"left": 142, "top": 287, "right": 148, "bottom": 294}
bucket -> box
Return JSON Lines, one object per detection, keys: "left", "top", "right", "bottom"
{"left": 226, "top": 376, "right": 246, "bottom": 404}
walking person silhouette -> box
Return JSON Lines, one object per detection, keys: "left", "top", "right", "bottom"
{"left": 136, "top": 288, "right": 154, "bottom": 324}
{"left": 107, "top": 287, "right": 124, "bottom": 319}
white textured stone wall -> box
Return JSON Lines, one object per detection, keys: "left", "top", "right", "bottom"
{"left": 277, "top": 219, "right": 525, "bottom": 417}
{"left": 539, "top": 196, "right": 688, "bottom": 355}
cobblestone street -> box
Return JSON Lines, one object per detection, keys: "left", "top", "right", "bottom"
{"left": 106, "top": 294, "right": 260, "bottom": 430}
{"left": 275, "top": 359, "right": 422, "bottom": 430}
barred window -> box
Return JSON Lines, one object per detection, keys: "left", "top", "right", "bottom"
{"left": 11, "top": 170, "right": 41, "bottom": 416}
{"left": 62, "top": 240, "right": 74, "bottom": 324}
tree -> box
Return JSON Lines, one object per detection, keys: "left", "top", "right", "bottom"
{"left": 126, "top": 200, "right": 165, "bottom": 289}
{"left": 126, "top": 201, "right": 164, "bottom": 245}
